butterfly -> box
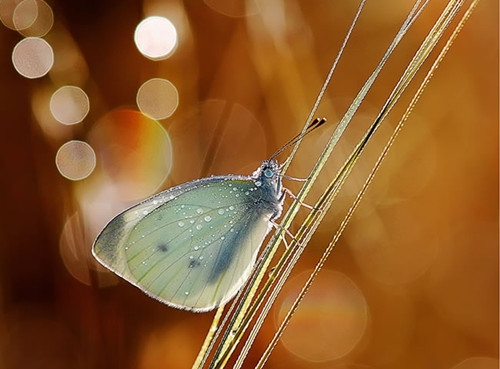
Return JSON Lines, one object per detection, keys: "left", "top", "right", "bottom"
{"left": 92, "top": 118, "right": 325, "bottom": 312}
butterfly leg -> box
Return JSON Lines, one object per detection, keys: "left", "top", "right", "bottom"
{"left": 269, "top": 220, "right": 297, "bottom": 249}
{"left": 282, "top": 188, "right": 318, "bottom": 211}
{"left": 282, "top": 174, "right": 308, "bottom": 182}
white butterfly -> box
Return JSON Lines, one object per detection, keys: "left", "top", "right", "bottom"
{"left": 92, "top": 159, "right": 284, "bottom": 312}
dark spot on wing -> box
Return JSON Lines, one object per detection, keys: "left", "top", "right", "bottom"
{"left": 157, "top": 243, "right": 168, "bottom": 252}
{"left": 189, "top": 259, "right": 201, "bottom": 268}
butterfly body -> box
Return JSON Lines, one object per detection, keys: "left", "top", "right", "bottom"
{"left": 93, "top": 159, "right": 284, "bottom": 312}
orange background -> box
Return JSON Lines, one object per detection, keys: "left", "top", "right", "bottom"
{"left": 0, "top": 1, "right": 497, "bottom": 368}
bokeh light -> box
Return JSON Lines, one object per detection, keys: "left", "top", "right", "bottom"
{"left": 12, "top": 36, "right": 53, "bottom": 78}
{"left": 59, "top": 212, "right": 94, "bottom": 286}
{"left": 31, "top": 86, "right": 73, "bottom": 140}
{"left": 50, "top": 85, "right": 90, "bottom": 125}
{"left": 59, "top": 212, "right": 117, "bottom": 287}
{"left": 12, "top": 0, "right": 37, "bottom": 31}
{"left": 55, "top": 140, "right": 96, "bottom": 180}
{"left": 136, "top": 78, "right": 179, "bottom": 120}
{"left": 347, "top": 205, "right": 439, "bottom": 285}
{"left": 166, "top": 99, "right": 266, "bottom": 184}
{"left": 277, "top": 270, "right": 368, "bottom": 362}
{"left": 0, "top": 0, "right": 22, "bottom": 29}
{"left": 134, "top": 16, "right": 177, "bottom": 60}
{"left": 89, "top": 109, "right": 173, "bottom": 201}
{"left": 13, "top": 0, "right": 53, "bottom": 37}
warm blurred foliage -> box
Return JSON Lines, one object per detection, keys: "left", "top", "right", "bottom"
{"left": 0, "top": 0, "right": 497, "bottom": 368}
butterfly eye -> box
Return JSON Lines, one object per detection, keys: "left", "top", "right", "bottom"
{"left": 263, "top": 168, "right": 274, "bottom": 178}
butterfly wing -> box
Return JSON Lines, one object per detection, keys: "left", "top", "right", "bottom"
{"left": 93, "top": 176, "right": 278, "bottom": 312}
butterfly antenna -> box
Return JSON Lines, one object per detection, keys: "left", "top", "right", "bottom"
{"left": 270, "top": 117, "right": 327, "bottom": 161}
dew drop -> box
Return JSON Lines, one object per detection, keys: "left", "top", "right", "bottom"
{"left": 221, "top": 236, "right": 225, "bottom": 240}
{"left": 204, "top": 215, "right": 212, "bottom": 222}
{"left": 218, "top": 209, "right": 225, "bottom": 215}
{"left": 196, "top": 208, "right": 204, "bottom": 214}
{"left": 178, "top": 221, "right": 185, "bottom": 227}
{"left": 196, "top": 224, "right": 203, "bottom": 230}
{"left": 153, "top": 200, "right": 158, "bottom": 205}
{"left": 142, "top": 210, "right": 149, "bottom": 215}
{"left": 190, "top": 219, "right": 195, "bottom": 224}
{"left": 229, "top": 206, "right": 235, "bottom": 211}
{"left": 255, "top": 181, "right": 262, "bottom": 187}
{"left": 194, "top": 246, "right": 199, "bottom": 250}
{"left": 185, "top": 291, "right": 189, "bottom": 296}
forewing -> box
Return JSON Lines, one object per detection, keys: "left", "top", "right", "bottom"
{"left": 92, "top": 180, "right": 196, "bottom": 275}
{"left": 93, "top": 177, "right": 274, "bottom": 311}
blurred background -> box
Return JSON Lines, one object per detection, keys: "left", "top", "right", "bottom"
{"left": 0, "top": 0, "right": 497, "bottom": 368}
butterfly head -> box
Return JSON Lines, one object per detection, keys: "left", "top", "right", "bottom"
{"left": 252, "top": 159, "right": 283, "bottom": 196}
